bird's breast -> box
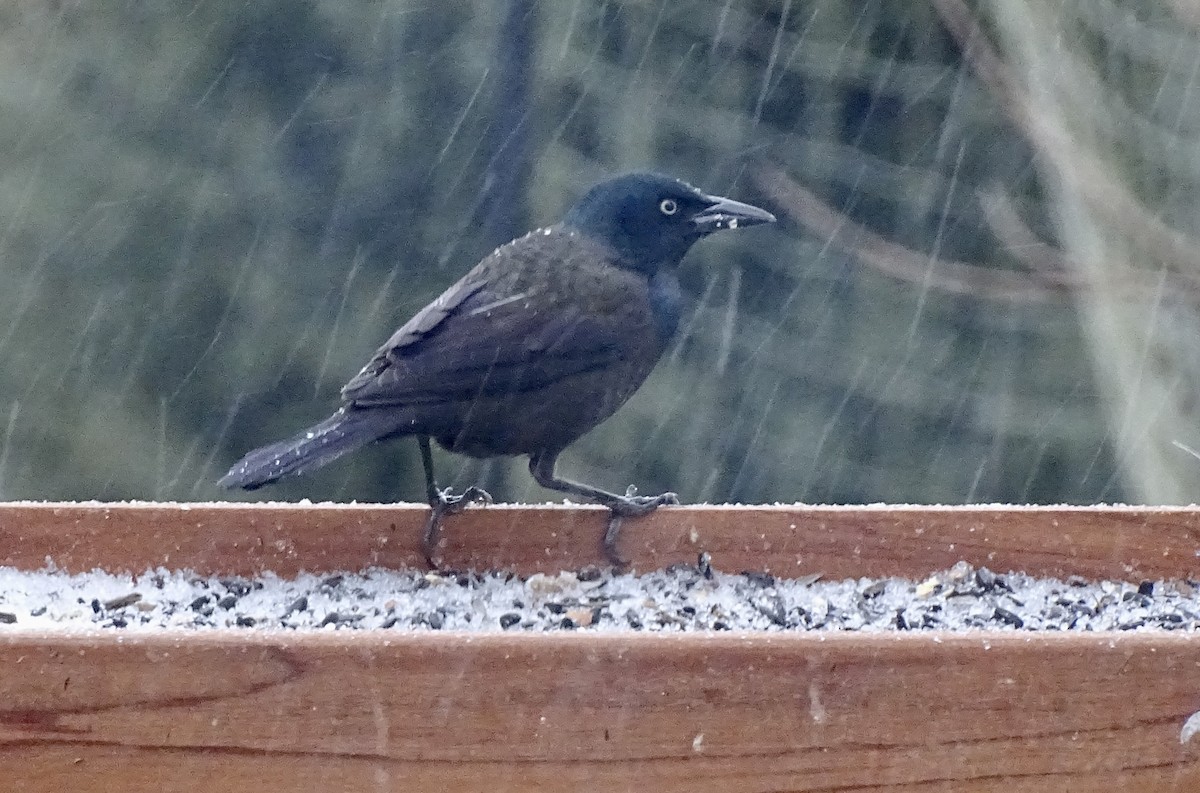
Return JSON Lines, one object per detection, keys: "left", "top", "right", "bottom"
{"left": 647, "top": 270, "right": 683, "bottom": 344}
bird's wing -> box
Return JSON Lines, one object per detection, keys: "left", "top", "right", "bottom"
{"left": 340, "top": 274, "right": 623, "bottom": 407}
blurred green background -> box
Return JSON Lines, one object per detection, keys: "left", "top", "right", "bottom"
{"left": 3, "top": 0, "right": 1198, "bottom": 507}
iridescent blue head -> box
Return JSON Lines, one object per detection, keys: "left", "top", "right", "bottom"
{"left": 562, "top": 172, "right": 775, "bottom": 275}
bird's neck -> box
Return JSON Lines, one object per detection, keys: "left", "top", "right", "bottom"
{"left": 647, "top": 269, "right": 683, "bottom": 343}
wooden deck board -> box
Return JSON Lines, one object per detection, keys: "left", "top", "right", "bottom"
{"left": 0, "top": 501, "right": 1198, "bottom": 579}
{"left": 2, "top": 502, "right": 1200, "bottom": 791}
{"left": 1, "top": 631, "right": 1198, "bottom": 792}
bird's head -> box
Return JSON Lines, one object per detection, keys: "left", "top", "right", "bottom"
{"left": 562, "top": 172, "right": 776, "bottom": 274}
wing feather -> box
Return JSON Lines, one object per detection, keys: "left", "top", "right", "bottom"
{"left": 340, "top": 271, "right": 622, "bottom": 407}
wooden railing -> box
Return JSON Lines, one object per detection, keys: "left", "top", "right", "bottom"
{"left": 1, "top": 502, "right": 1198, "bottom": 792}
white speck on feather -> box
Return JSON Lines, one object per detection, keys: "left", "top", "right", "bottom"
{"left": 468, "top": 293, "right": 528, "bottom": 316}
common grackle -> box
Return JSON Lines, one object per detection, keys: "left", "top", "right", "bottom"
{"left": 219, "top": 172, "right": 775, "bottom": 566}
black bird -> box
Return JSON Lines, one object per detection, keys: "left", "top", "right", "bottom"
{"left": 219, "top": 172, "right": 775, "bottom": 565}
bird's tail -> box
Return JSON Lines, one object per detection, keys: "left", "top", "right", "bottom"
{"left": 218, "top": 407, "right": 398, "bottom": 490}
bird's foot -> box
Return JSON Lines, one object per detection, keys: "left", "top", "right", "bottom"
{"left": 437, "top": 484, "right": 493, "bottom": 512}
{"left": 601, "top": 486, "right": 680, "bottom": 568}
{"left": 608, "top": 485, "right": 679, "bottom": 516}
{"left": 422, "top": 485, "right": 493, "bottom": 569}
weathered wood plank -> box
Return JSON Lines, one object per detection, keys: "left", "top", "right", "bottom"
{"left": 0, "top": 502, "right": 1198, "bottom": 579}
{"left": 3, "top": 504, "right": 1200, "bottom": 790}
{"left": 0, "top": 631, "right": 1197, "bottom": 792}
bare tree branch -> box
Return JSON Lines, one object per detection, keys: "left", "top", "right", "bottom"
{"left": 753, "top": 165, "right": 1065, "bottom": 303}
{"left": 933, "top": 0, "right": 1200, "bottom": 285}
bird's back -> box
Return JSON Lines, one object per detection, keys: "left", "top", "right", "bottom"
{"left": 341, "top": 226, "right": 680, "bottom": 457}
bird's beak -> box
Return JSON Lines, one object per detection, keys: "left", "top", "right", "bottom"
{"left": 691, "top": 194, "right": 776, "bottom": 233}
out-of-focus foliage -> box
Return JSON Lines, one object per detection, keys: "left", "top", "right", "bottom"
{"left": 2, "top": 0, "right": 1196, "bottom": 506}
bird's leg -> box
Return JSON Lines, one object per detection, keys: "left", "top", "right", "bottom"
{"left": 529, "top": 452, "right": 678, "bottom": 567}
{"left": 419, "top": 435, "right": 491, "bottom": 568}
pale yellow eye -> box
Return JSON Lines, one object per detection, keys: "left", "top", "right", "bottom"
{"left": 659, "top": 198, "right": 678, "bottom": 215}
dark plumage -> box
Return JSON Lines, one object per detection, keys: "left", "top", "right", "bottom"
{"left": 219, "top": 172, "right": 775, "bottom": 565}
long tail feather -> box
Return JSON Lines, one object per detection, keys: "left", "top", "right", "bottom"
{"left": 218, "top": 408, "right": 396, "bottom": 490}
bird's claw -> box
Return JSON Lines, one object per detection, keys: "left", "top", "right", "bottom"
{"left": 610, "top": 489, "right": 679, "bottom": 516}
{"left": 422, "top": 485, "right": 493, "bottom": 569}
{"left": 602, "top": 489, "right": 679, "bottom": 568}
{"left": 437, "top": 484, "right": 493, "bottom": 512}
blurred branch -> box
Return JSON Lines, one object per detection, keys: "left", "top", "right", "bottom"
{"left": 753, "top": 160, "right": 1200, "bottom": 305}
{"left": 476, "top": 0, "right": 537, "bottom": 241}
{"left": 1077, "top": 0, "right": 1200, "bottom": 139}
{"left": 977, "top": 188, "right": 1200, "bottom": 298}
{"left": 975, "top": 189, "right": 1072, "bottom": 278}
{"left": 766, "top": 133, "right": 982, "bottom": 227}
{"left": 933, "top": 0, "right": 1200, "bottom": 286}
{"left": 1167, "top": 0, "right": 1200, "bottom": 32}
{"left": 753, "top": 165, "right": 1067, "bottom": 302}
{"left": 1080, "top": 0, "right": 1200, "bottom": 80}
{"left": 937, "top": 0, "right": 1200, "bottom": 503}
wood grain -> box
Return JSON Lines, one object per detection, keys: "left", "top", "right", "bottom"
{"left": 0, "top": 501, "right": 1199, "bottom": 579}
{"left": 0, "top": 630, "right": 1198, "bottom": 792}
